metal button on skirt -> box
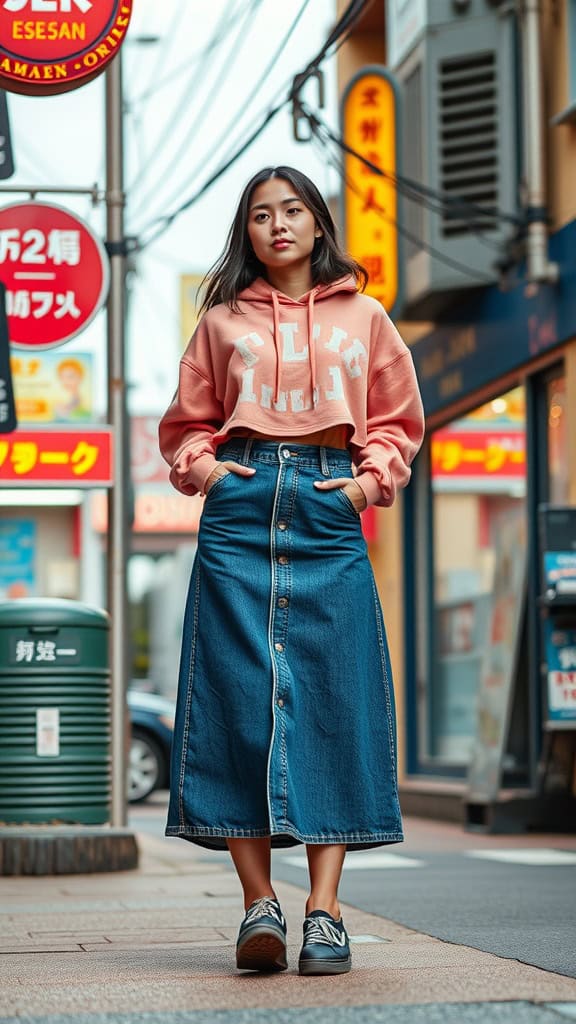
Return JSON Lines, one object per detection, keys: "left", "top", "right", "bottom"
{"left": 165, "top": 440, "right": 404, "bottom": 850}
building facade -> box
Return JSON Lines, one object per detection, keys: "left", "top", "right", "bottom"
{"left": 336, "top": 0, "right": 576, "bottom": 829}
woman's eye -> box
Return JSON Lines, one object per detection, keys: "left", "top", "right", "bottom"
{"left": 254, "top": 213, "right": 267, "bottom": 223}
{"left": 287, "top": 207, "right": 301, "bottom": 215}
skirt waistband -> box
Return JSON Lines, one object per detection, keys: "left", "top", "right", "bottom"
{"left": 217, "top": 439, "right": 353, "bottom": 475}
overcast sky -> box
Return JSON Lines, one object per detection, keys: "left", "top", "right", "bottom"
{"left": 5, "top": 0, "right": 340, "bottom": 414}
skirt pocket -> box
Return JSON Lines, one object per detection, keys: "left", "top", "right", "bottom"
{"left": 326, "top": 467, "right": 361, "bottom": 519}
{"left": 203, "top": 469, "right": 236, "bottom": 501}
{"left": 332, "top": 486, "right": 361, "bottom": 518}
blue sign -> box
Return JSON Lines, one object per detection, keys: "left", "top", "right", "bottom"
{"left": 545, "top": 619, "right": 576, "bottom": 723}
{"left": 543, "top": 551, "right": 576, "bottom": 594}
{"left": 411, "top": 219, "right": 576, "bottom": 416}
{"left": 0, "top": 519, "right": 36, "bottom": 599}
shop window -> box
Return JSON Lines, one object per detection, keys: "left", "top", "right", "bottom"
{"left": 427, "top": 386, "right": 526, "bottom": 766}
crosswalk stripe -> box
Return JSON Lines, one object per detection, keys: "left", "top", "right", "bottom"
{"left": 281, "top": 851, "right": 425, "bottom": 870}
{"left": 466, "top": 849, "right": 576, "bottom": 866}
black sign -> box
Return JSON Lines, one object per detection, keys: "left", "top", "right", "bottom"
{"left": 0, "top": 281, "right": 17, "bottom": 433}
{"left": 0, "top": 92, "right": 14, "bottom": 180}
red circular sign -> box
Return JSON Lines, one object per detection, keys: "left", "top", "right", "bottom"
{"left": 0, "top": 0, "right": 133, "bottom": 96}
{"left": 0, "top": 201, "right": 110, "bottom": 350}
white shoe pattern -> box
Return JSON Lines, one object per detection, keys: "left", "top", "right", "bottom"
{"left": 303, "top": 916, "right": 348, "bottom": 947}
{"left": 244, "top": 897, "right": 285, "bottom": 929}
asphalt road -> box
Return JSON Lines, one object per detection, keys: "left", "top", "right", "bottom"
{"left": 274, "top": 848, "right": 576, "bottom": 979}
{"left": 129, "top": 795, "right": 576, "bottom": 980}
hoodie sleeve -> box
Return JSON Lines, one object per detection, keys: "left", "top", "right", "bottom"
{"left": 354, "top": 312, "right": 425, "bottom": 508}
{"left": 158, "top": 322, "right": 223, "bottom": 496}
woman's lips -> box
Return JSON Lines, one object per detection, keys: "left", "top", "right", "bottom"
{"left": 272, "top": 240, "right": 292, "bottom": 250}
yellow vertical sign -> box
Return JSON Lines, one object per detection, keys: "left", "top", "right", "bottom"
{"left": 342, "top": 67, "right": 400, "bottom": 314}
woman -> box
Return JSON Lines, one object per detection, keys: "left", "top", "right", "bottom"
{"left": 159, "top": 165, "right": 425, "bottom": 976}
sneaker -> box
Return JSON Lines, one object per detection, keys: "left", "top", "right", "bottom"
{"left": 236, "top": 896, "right": 287, "bottom": 972}
{"left": 298, "top": 909, "right": 352, "bottom": 975}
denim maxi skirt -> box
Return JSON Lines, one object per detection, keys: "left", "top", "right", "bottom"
{"left": 166, "top": 439, "right": 404, "bottom": 850}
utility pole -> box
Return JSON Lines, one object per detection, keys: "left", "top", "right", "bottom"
{"left": 105, "top": 53, "right": 130, "bottom": 828}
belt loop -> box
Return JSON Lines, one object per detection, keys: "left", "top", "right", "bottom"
{"left": 319, "top": 446, "right": 330, "bottom": 477}
{"left": 241, "top": 439, "right": 253, "bottom": 466}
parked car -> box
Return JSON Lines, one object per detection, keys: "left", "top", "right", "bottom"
{"left": 127, "top": 688, "right": 175, "bottom": 803}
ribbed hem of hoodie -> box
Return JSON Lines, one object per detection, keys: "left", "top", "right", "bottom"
{"left": 171, "top": 452, "right": 220, "bottom": 496}
{"left": 354, "top": 471, "right": 382, "bottom": 507}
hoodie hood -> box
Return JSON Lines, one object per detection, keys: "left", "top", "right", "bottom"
{"left": 237, "top": 276, "right": 358, "bottom": 404}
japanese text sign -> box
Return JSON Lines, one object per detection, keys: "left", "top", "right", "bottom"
{"left": 11, "top": 633, "right": 80, "bottom": 665}
{"left": 0, "top": 0, "right": 133, "bottom": 96}
{"left": 0, "top": 427, "right": 113, "bottom": 485}
{"left": 341, "top": 66, "right": 401, "bottom": 315}
{"left": 0, "top": 201, "right": 109, "bottom": 350}
{"left": 431, "top": 429, "right": 526, "bottom": 482}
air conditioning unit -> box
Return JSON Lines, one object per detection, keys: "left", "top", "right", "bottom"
{"left": 389, "top": 0, "right": 519, "bottom": 319}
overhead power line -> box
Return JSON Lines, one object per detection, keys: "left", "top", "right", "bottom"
{"left": 126, "top": 4, "right": 188, "bottom": 112}
{"left": 128, "top": 4, "right": 251, "bottom": 109}
{"left": 136, "top": 99, "right": 286, "bottom": 250}
{"left": 302, "top": 104, "right": 523, "bottom": 229}
{"left": 127, "top": 0, "right": 254, "bottom": 199}
{"left": 135, "top": 0, "right": 374, "bottom": 251}
{"left": 311, "top": 133, "right": 495, "bottom": 285}
{"left": 138, "top": 0, "right": 314, "bottom": 229}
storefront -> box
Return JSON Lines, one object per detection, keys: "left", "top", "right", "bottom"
{"left": 401, "top": 218, "right": 576, "bottom": 829}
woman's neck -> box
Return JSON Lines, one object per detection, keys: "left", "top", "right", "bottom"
{"left": 265, "top": 264, "right": 314, "bottom": 301}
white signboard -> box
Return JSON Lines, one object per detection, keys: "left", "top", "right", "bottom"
{"left": 36, "top": 708, "right": 60, "bottom": 757}
{"left": 386, "top": 0, "right": 427, "bottom": 68}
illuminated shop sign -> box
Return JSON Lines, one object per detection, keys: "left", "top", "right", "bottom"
{"left": 341, "top": 66, "right": 401, "bottom": 316}
{"left": 431, "top": 429, "right": 525, "bottom": 481}
{"left": 0, "top": 427, "right": 113, "bottom": 485}
{"left": 0, "top": 0, "right": 133, "bottom": 96}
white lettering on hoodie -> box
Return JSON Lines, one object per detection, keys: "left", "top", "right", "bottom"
{"left": 233, "top": 321, "right": 365, "bottom": 412}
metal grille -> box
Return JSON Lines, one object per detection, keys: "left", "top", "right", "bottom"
{"left": 438, "top": 51, "right": 499, "bottom": 237}
{"left": 403, "top": 64, "right": 425, "bottom": 259}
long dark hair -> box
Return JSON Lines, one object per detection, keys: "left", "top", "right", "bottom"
{"left": 200, "top": 166, "right": 367, "bottom": 314}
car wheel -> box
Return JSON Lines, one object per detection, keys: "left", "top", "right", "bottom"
{"left": 129, "top": 727, "right": 164, "bottom": 803}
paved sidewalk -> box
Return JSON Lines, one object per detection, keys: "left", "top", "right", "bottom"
{"left": 1, "top": 831, "right": 576, "bottom": 1024}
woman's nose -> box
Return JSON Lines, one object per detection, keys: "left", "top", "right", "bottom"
{"left": 271, "top": 215, "right": 287, "bottom": 234}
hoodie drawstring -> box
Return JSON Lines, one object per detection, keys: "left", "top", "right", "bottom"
{"left": 272, "top": 288, "right": 317, "bottom": 407}
{"left": 272, "top": 290, "right": 282, "bottom": 405}
{"left": 307, "top": 290, "right": 317, "bottom": 408}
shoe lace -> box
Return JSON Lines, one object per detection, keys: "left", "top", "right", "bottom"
{"left": 303, "top": 916, "right": 347, "bottom": 947}
{"left": 244, "top": 897, "right": 284, "bottom": 927}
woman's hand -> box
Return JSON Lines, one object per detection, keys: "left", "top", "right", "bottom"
{"left": 314, "top": 477, "right": 367, "bottom": 513}
{"left": 204, "top": 461, "right": 256, "bottom": 494}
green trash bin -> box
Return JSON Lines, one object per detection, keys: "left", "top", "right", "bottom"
{"left": 0, "top": 598, "right": 111, "bottom": 825}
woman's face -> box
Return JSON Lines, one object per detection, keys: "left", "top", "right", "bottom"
{"left": 246, "top": 177, "right": 322, "bottom": 273}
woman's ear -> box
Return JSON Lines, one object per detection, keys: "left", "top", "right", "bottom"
{"left": 314, "top": 227, "right": 323, "bottom": 239}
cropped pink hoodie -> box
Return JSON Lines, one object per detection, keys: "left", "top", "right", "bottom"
{"left": 159, "top": 276, "right": 425, "bottom": 507}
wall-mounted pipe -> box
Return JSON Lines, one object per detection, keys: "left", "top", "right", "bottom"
{"left": 519, "top": 0, "right": 559, "bottom": 283}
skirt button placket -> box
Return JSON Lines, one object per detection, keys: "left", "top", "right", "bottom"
{"left": 269, "top": 445, "right": 294, "bottom": 822}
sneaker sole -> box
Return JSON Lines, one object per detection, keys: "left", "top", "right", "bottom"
{"left": 298, "top": 956, "right": 352, "bottom": 976}
{"left": 236, "top": 926, "right": 287, "bottom": 972}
